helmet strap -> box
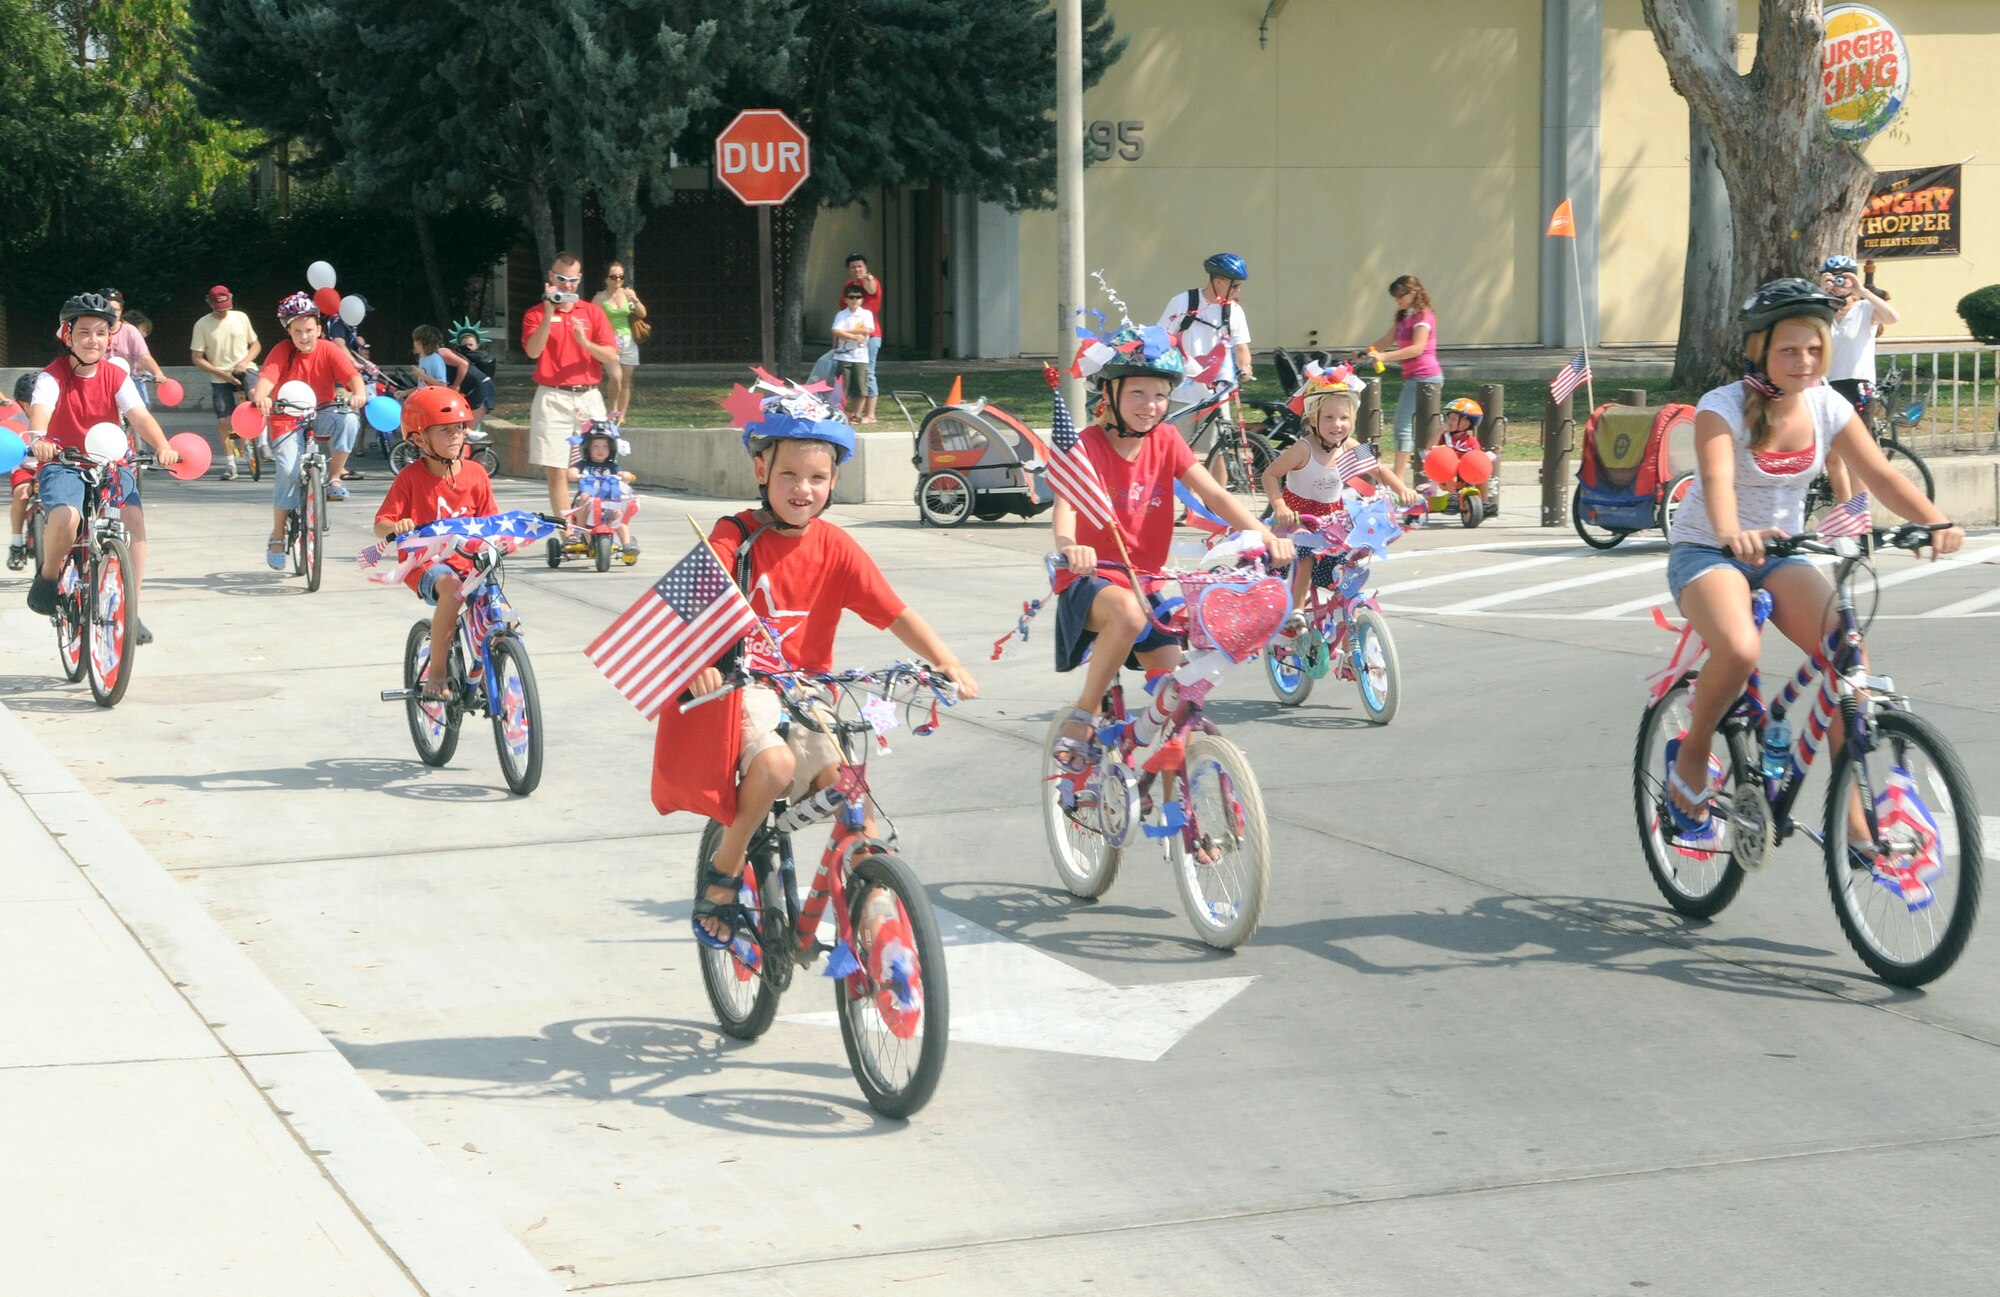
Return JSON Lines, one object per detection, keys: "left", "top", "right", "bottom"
{"left": 1104, "top": 377, "right": 1151, "bottom": 439}
{"left": 1740, "top": 355, "right": 1785, "bottom": 400}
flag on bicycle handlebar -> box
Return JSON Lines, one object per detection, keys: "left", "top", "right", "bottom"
{"left": 1815, "top": 492, "right": 1872, "bottom": 540}
{"left": 355, "top": 511, "right": 559, "bottom": 586}
{"left": 1041, "top": 369, "right": 1118, "bottom": 533}
{"left": 1331, "top": 442, "right": 1378, "bottom": 485}
{"left": 585, "top": 540, "right": 761, "bottom": 719}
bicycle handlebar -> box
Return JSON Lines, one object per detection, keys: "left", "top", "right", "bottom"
{"left": 679, "top": 662, "right": 960, "bottom": 729}
{"left": 1761, "top": 522, "right": 1955, "bottom": 560}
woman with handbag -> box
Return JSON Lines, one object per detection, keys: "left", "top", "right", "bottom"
{"left": 594, "top": 262, "right": 648, "bottom": 424}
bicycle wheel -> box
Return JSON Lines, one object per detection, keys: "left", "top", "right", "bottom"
{"left": 54, "top": 554, "right": 85, "bottom": 683}
{"left": 837, "top": 853, "right": 949, "bottom": 1118}
{"left": 473, "top": 446, "right": 500, "bottom": 474}
{"left": 593, "top": 534, "right": 613, "bottom": 572}
{"left": 389, "top": 440, "right": 418, "bottom": 473}
{"left": 1041, "top": 711, "right": 1122, "bottom": 897}
{"left": 87, "top": 537, "right": 136, "bottom": 708}
{"left": 1571, "top": 490, "right": 1628, "bottom": 550}
{"left": 1880, "top": 439, "right": 1934, "bottom": 503}
{"left": 1265, "top": 630, "right": 1314, "bottom": 706}
{"left": 250, "top": 442, "right": 263, "bottom": 482}
{"left": 301, "top": 464, "right": 325, "bottom": 592}
{"left": 1822, "top": 709, "right": 1982, "bottom": 986}
{"left": 1633, "top": 676, "right": 1748, "bottom": 917}
{"left": 1171, "top": 733, "right": 1271, "bottom": 949}
{"left": 1350, "top": 608, "right": 1400, "bottom": 724}
{"left": 487, "top": 633, "right": 544, "bottom": 795}
{"left": 402, "top": 619, "right": 461, "bottom": 766}
{"left": 693, "top": 821, "right": 782, "bottom": 1039}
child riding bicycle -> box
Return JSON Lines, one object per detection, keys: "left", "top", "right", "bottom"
{"left": 1659, "top": 277, "right": 1959, "bottom": 845}
{"left": 655, "top": 378, "right": 979, "bottom": 971}
{"left": 252, "top": 292, "right": 369, "bottom": 567}
{"left": 1049, "top": 326, "right": 1292, "bottom": 776}
{"left": 372, "top": 386, "right": 497, "bottom": 702}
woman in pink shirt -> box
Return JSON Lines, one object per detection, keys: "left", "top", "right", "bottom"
{"left": 102, "top": 289, "right": 167, "bottom": 406}
{"left": 1365, "top": 275, "right": 1443, "bottom": 491}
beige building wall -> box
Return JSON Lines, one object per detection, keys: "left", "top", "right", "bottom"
{"left": 1601, "top": 1, "right": 1996, "bottom": 344}
{"left": 1018, "top": 0, "right": 1544, "bottom": 357}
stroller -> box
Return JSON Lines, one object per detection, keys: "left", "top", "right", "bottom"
{"left": 1571, "top": 402, "right": 1697, "bottom": 549}
{"left": 898, "top": 391, "right": 1054, "bottom": 527}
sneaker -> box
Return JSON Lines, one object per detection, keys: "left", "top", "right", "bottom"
{"left": 326, "top": 482, "right": 350, "bottom": 502}
{"left": 1279, "top": 610, "right": 1308, "bottom": 638}
{"left": 26, "top": 573, "right": 57, "bottom": 616}
{"left": 221, "top": 461, "right": 237, "bottom": 481}
{"left": 135, "top": 619, "right": 153, "bottom": 647}
{"left": 6, "top": 544, "right": 25, "bottom": 571}
{"left": 265, "top": 540, "right": 286, "bottom": 571}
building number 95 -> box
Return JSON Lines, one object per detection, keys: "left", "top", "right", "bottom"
{"left": 1085, "top": 120, "right": 1145, "bottom": 162}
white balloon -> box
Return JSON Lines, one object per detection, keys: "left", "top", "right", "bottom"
{"left": 338, "top": 294, "right": 366, "bottom": 327}
{"left": 84, "top": 422, "right": 129, "bottom": 464}
{"left": 275, "top": 380, "right": 319, "bottom": 414}
{"left": 306, "top": 260, "right": 337, "bottom": 290}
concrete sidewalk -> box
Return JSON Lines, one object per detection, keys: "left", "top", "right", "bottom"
{"left": 0, "top": 704, "right": 561, "bottom": 1297}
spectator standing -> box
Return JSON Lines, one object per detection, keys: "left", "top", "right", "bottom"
{"left": 840, "top": 253, "right": 883, "bottom": 423}
{"left": 190, "top": 285, "right": 263, "bottom": 480}
{"left": 102, "top": 288, "right": 168, "bottom": 407}
{"left": 830, "top": 287, "right": 874, "bottom": 419}
{"left": 1365, "top": 274, "right": 1444, "bottom": 491}
{"left": 521, "top": 251, "right": 619, "bottom": 515}
{"left": 593, "top": 261, "right": 646, "bottom": 425}
{"left": 451, "top": 318, "right": 498, "bottom": 428}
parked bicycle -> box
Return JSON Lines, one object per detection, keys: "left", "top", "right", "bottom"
{"left": 1166, "top": 379, "right": 1276, "bottom": 496}
{"left": 1034, "top": 537, "right": 1284, "bottom": 949}
{"left": 1804, "top": 367, "right": 1934, "bottom": 524}
{"left": 1634, "top": 524, "right": 1981, "bottom": 986}
{"left": 684, "top": 663, "right": 956, "bottom": 1118}
{"left": 376, "top": 520, "right": 555, "bottom": 796}
{"left": 33, "top": 442, "right": 139, "bottom": 706}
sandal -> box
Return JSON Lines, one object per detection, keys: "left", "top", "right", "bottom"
{"left": 1050, "top": 706, "right": 1098, "bottom": 775}
{"left": 1662, "top": 737, "right": 1720, "bottom": 845}
{"left": 419, "top": 676, "right": 456, "bottom": 704}
{"left": 691, "top": 864, "right": 762, "bottom": 970}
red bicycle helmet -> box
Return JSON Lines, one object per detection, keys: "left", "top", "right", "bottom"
{"left": 400, "top": 386, "right": 473, "bottom": 436}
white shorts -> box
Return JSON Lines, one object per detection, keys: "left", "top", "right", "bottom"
{"left": 529, "top": 385, "right": 608, "bottom": 468}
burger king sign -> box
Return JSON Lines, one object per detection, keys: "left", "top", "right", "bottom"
{"left": 1821, "top": 5, "right": 1910, "bottom": 142}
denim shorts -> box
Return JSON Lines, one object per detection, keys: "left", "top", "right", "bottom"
{"left": 210, "top": 381, "right": 243, "bottom": 419}
{"left": 37, "top": 461, "right": 138, "bottom": 513}
{"left": 1666, "top": 543, "right": 1811, "bottom": 604}
{"left": 1392, "top": 377, "right": 1444, "bottom": 451}
{"left": 1053, "top": 576, "right": 1181, "bottom": 673}
{"left": 417, "top": 563, "right": 460, "bottom": 605}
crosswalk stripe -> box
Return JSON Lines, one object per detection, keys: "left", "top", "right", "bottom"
{"left": 1864, "top": 540, "right": 2000, "bottom": 593}
{"left": 1584, "top": 588, "right": 1677, "bottom": 619}
{"left": 1928, "top": 585, "right": 2000, "bottom": 617}
{"left": 1426, "top": 557, "right": 1667, "bottom": 614}
{"left": 1374, "top": 552, "right": 1578, "bottom": 598}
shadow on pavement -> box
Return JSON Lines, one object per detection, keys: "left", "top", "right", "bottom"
{"left": 1199, "top": 697, "right": 1382, "bottom": 730}
{"left": 0, "top": 674, "right": 103, "bottom": 713}
{"left": 138, "top": 569, "right": 305, "bottom": 597}
{"left": 333, "top": 1016, "right": 897, "bottom": 1138}
{"left": 932, "top": 880, "right": 1227, "bottom": 967}
{"left": 114, "top": 756, "right": 508, "bottom": 802}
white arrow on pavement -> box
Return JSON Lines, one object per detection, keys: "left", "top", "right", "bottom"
{"left": 782, "top": 906, "right": 1255, "bottom": 1063}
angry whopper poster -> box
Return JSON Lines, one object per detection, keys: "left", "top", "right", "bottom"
{"left": 1860, "top": 164, "right": 1962, "bottom": 259}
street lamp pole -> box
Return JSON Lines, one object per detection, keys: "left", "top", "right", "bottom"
{"left": 1055, "top": 0, "right": 1085, "bottom": 418}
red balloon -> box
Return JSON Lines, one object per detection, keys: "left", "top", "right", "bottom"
{"left": 1423, "top": 445, "right": 1461, "bottom": 485}
{"left": 1457, "top": 448, "right": 1493, "bottom": 486}
{"left": 156, "top": 377, "right": 185, "bottom": 408}
{"left": 165, "top": 432, "right": 212, "bottom": 480}
{"left": 313, "top": 286, "right": 342, "bottom": 317}
{"left": 230, "top": 401, "right": 265, "bottom": 439}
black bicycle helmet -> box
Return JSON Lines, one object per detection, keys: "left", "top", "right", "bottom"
{"left": 579, "top": 422, "right": 620, "bottom": 461}
{"left": 13, "top": 372, "right": 37, "bottom": 405}
{"left": 60, "top": 292, "right": 118, "bottom": 326}
{"left": 1202, "top": 252, "right": 1248, "bottom": 282}
{"left": 1739, "top": 278, "right": 1840, "bottom": 336}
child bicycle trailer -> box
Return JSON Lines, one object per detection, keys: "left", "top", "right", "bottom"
{"left": 1572, "top": 401, "right": 1697, "bottom": 550}
{"left": 898, "top": 390, "right": 1054, "bottom": 527}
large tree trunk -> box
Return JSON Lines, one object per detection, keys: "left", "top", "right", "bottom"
{"left": 1644, "top": 0, "right": 1875, "bottom": 392}
{"left": 1673, "top": 0, "right": 1737, "bottom": 393}
{"left": 776, "top": 199, "right": 819, "bottom": 376}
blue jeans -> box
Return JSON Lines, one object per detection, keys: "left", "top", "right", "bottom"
{"left": 270, "top": 409, "right": 350, "bottom": 510}
{"left": 866, "top": 335, "right": 881, "bottom": 398}
{"left": 1393, "top": 377, "right": 1443, "bottom": 452}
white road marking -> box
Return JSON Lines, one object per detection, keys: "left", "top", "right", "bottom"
{"left": 1426, "top": 557, "right": 1668, "bottom": 614}
{"left": 1583, "top": 588, "right": 1676, "bottom": 620}
{"left": 1373, "top": 552, "right": 1578, "bottom": 598}
{"left": 782, "top": 906, "right": 1255, "bottom": 1062}
{"left": 1928, "top": 585, "right": 2000, "bottom": 617}
{"left": 1865, "top": 540, "right": 2000, "bottom": 593}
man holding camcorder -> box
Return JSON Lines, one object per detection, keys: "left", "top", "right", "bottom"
{"left": 521, "top": 251, "right": 620, "bottom": 514}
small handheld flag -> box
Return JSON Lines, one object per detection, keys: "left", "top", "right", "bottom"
{"left": 1815, "top": 493, "right": 1873, "bottom": 540}
{"left": 585, "top": 540, "right": 761, "bottom": 719}
{"left": 1042, "top": 366, "right": 1119, "bottom": 533}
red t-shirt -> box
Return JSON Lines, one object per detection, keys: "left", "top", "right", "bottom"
{"left": 1054, "top": 423, "right": 1196, "bottom": 593}
{"left": 259, "top": 339, "right": 359, "bottom": 404}
{"left": 374, "top": 461, "right": 499, "bottom": 593}
{"left": 35, "top": 358, "right": 138, "bottom": 450}
{"left": 520, "top": 301, "right": 614, "bottom": 387}
{"left": 840, "top": 277, "right": 884, "bottom": 337}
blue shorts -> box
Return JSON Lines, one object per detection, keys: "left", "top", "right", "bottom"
{"left": 210, "top": 381, "right": 244, "bottom": 420}
{"left": 37, "top": 461, "right": 138, "bottom": 513}
{"left": 1053, "top": 576, "right": 1181, "bottom": 673}
{"left": 1666, "top": 543, "right": 1812, "bottom": 604}
{"left": 417, "top": 563, "right": 460, "bottom": 605}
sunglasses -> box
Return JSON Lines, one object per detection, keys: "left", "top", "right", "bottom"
{"left": 553, "top": 273, "right": 582, "bottom": 285}
{"left": 606, "top": 273, "right": 625, "bottom": 280}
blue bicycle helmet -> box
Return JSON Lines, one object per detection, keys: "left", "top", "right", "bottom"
{"left": 1821, "top": 254, "right": 1860, "bottom": 275}
{"left": 1203, "top": 252, "right": 1249, "bottom": 282}
{"left": 742, "top": 408, "right": 855, "bottom": 464}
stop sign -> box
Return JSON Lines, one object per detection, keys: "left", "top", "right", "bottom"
{"left": 714, "top": 109, "right": 811, "bottom": 206}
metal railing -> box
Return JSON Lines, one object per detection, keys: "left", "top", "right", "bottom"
{"left": 1878, "top": 344, "right": 1999, "bottom": 454}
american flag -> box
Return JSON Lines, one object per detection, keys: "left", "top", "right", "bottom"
{"left": 1331, "top": 442, "right": 1378, "bottom": 485}
{"left": 585, "top": 541, "right": 760, "bottom": 719}
{"left": 357, "top": 512, "right": 558, "bottom": 586}
{"left": 1043, "top": 376, "right": 1118, "bottom": 533}
{"left": 1816, "top": 492, "right": 1873, "bottom": 540}
{"left": 1550, "top": 350, "right": 1592, "bottom": 404}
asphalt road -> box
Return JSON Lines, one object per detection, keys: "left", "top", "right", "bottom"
{"left": 4, "top": 423, "right": 1999, "bottom": 1296}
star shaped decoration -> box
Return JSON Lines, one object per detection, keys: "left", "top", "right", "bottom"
{"left": 721, "top": 382, "right": 766, "bottom": 430}
{"left": 461, "top": 517, "right": 488, "bottom": 537}
{"left": 1344, "top": 495, "right": 1402, "bottom": 558}
{"left": 495, "top": 514, "right": 519, "bottom": 534}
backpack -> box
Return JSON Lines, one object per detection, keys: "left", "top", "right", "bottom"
{"left": 1173, "top": 288, "right": 1234, "bottom": 340}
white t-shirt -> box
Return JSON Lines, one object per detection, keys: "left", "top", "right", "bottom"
{"left": 1827, "top": 300, "right": 1878, "bottom": 384}
{"left": 831, "top": 307, "right": 874, "bottom": 364}
{"left": 191, "top": 309, "right": 261, "bottom": 373}
{"left": 31, "top": 357, "right": 145, "bottom": 416}
{"left": 1669, "top": 381, "right": 1853, "bottom": 548}
{"left": 1156, "top": 291, "right": 1251, "bottom": 389}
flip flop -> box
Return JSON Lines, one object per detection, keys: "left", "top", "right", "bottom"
{"left": 1662, "top": 737, "right": 1721, "bottom": 844}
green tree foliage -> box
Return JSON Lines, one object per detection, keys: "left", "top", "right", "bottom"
{"left": 0, "top": 0, "right": 122, "bottom": 257}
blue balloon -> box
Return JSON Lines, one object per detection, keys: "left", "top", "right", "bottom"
{"left": 0, "top": 429, "right": 25, "bottom": 474}
{"left": 364, "top": 395, "right": 402, "bottom": 433}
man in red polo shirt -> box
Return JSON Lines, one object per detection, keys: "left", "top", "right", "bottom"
{"left": 521, "top": 251, "right": 619, "bottom": 514}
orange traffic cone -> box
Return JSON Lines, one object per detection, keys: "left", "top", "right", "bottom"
{"left": 945, "top": 375, "right": 963, "bottom": 407}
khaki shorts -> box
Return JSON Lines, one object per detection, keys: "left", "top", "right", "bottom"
{"left": 738, "top": 685, "right": 843, "bottom": 802}
{"left": 528, "top": 385, "right": 608, "bottom": 468}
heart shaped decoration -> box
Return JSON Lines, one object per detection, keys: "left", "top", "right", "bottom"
{"left": 1195, "top": 577, "right": 1293, "bottom": 663}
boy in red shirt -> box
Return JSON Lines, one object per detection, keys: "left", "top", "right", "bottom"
{"left": 656, "top": 387, "right": 978, "bottom": 967}
{"left": 372, "top": 387, "right": 496, "bottom": 700}
{"left": 253, "top": 292, "right": 368, "bottom": 567}
{"left": 1049, "top": 330, "right": 1290, "bottom": 774}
